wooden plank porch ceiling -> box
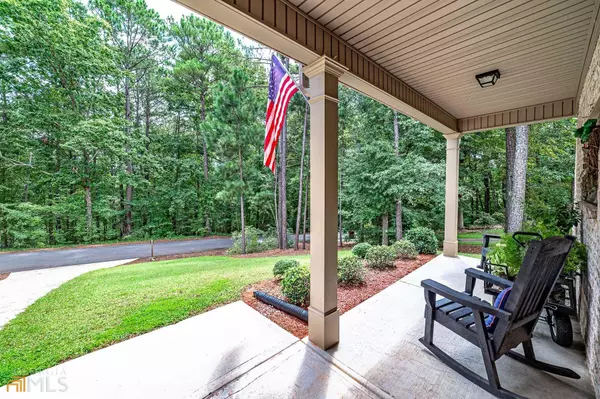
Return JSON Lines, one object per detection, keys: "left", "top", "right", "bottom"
{"left": 177, "top": 0, "right": 600, "bottom": 133}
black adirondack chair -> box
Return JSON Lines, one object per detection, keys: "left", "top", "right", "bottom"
{"left": 420, "top": 236, "right": 580, "bottom": 399}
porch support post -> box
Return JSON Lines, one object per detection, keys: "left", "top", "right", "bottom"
{"left": 443, "top": 133, "right": 462, "bottom": 257}
{"left": 303, "top": 56, "right": 346, "bottom": 350}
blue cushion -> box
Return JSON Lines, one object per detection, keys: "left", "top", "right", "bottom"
{"left": 485, "top": 287, "right": 512, "bottom": 332}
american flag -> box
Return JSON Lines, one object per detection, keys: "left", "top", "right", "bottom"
{"left": 264, "top": 54, "right": 299, "bottom": 173}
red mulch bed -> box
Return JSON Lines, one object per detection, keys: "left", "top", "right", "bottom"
{"left": 0, "top": 273, "right": 9, "bottom": 281}
{"left": 242, "top": 254, "right": 435, "bottom": 338}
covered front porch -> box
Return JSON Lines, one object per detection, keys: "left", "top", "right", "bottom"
{"left": 171, "top": 0, "right": 600, "bottom": 395}
{"left": 15, "top": 255, "right": 593, "bottom": 398}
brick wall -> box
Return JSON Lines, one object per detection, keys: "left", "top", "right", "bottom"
{"left": 578, "top": 211, "right": 599, "bottom": 396}
{"left": 576, "top": 30, "right": 600, "bottom": 397}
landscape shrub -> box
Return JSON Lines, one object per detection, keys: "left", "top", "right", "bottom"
{"left": 281, "top": 265, "right": 310, "bottom": 306}
{"left": 365, "top": 245, "right": 396, "bottom": 269}
{"left": 487, "top": 234, "right": 526, "bottom": 278}
{"left": 472, "top": 213, "right": 497, "bottom": 227}
{"left": 392, "top": 240, "right": 418, "bottom": 259}
{"left": 352, "top": 242, "right": 372, "bottom": 259}
{"left": 491, "top": 212, "right": 505, "bottom": 224}
{"left": 227, "top": 226, "right": 281, "bottom": 254}
{"left": 227, "top": 226, "right": 263, "bottom": 254}
{"left": 565, "top": 241, "right": 587, "bottom": 275}
{"left": 337, "top": 256, "right": 366, "bottom": 285}
{"left": 405, "top": 227, "right": 438, "bottom": 254}
{"left": 273, "top": 259, "right": 300, "bottom": 279}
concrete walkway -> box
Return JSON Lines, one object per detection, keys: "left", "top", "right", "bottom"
{"left": 0, "top": 259, "right": 135, "bottom": 328}
{"left": 2, "top": 256, "right": 594, "bottom": 398}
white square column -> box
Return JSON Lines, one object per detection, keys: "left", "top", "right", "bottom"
{"left": 303, "top": 56, "right": 346, "bottom": 350}
{"left": 443, "top": 133, "right": 462, "bottom": 257}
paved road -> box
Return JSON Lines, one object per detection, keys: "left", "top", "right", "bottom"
{"left": 0, "top": 238, "right": 233, "bottom": 274}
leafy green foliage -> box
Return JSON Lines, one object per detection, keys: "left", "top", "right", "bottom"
{"left": 392, "top": 240, "right": 418, "bottom": 259}
{"left": 352, "top": 242, "right": 372, "bottom": 258}
{"left": 574, "top": 119, "right": 597, "bottom": 143}
{"left": 487, "top": 234, "right": 527, "bottom": 278}
{"left": 472, "top": 213, "right": 498, "bottom": 227}
{"left": 273, "top": 259, "right": 299, "bottom": 279}
{"left": 565, "top": 241, "right": 587, "bottom": 275}
{"left": 489, "top": 233, "right": 586, "bottom": 277}
{"left": 337, "top": 256, "right": 366, "bottom": 285}
{"left": 365, "top": 245, "right": 396, "bottom": 269}
{"left": 281, "top": 264, "right": 310, "bottom": 306}
{"left": 0, "top": 0, "right": 578, "bottom": 259}
{"left": 405, "top": 227, "right": 438, "bottom": 254}
{"left": 227, "top": 226, "right": 276, "bottom": 255}
{"left": 0, "top": 204, "right": 48, "bottom": 248}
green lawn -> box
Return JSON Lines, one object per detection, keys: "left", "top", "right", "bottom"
{"left": 457, "top": 228, "right": 503, "bottom": 240}
{"left": 0, "top": 252, "right": 338, "bottom": 386}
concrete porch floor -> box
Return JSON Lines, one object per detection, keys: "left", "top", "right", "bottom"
{"left": 2, "top": 255, "right": 593, "bottom": 398}
{"left": 210, "top": 255, "right": 594, "bottom": 398}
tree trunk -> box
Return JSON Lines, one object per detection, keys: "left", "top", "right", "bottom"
{"left": 239, "top": 147, "right": 246, "bottom": 254}
{"left": 339, "top": 169, "right": 343, "bottom": 248}
{"left": 295, "top": 103, "right": 308, "bottom": 249}
{"left": 458, "top": 206, "right": 464, "bottom": 230}
{"left": 302, "top": 170, "right": 309, "bottom": 250}
{"left": 119, "top": 183, "right": 125, "bottom": 238}
{"left": 278, "top": 56, "right": 289, "bottom": 249}
{"left": 84, "top": 182, "right": 93, "bottom": 239}
{"left": 1, "top": 82, "right": 7, "bottom": 123}
{"left": 273, "top": 162, "right": 279, "bottom": 244}
{"left": 393, "top": 110, "right": 403, "bottom": 240}
{"left": 505, "top": 127, "right": 516, "bottom": 231}
{"left": 382, "top": 214, "right": 389, "bottom": 245}
{"left": 201, "top": 93, "right": 211, "bottom": 234}
{"left": 506, "top": 125, "right": 529, "bottom": 233}
{"left": 23, "top": 152, "right": 32, "bottom": 202}
{"left": 124, "top": 75, "right": 133, "bottom": 236}
{"left": 484, "top": 172, "right": 491, "bottom": 214}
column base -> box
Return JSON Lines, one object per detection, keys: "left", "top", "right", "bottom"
{"left": 443, "top": 240, "right": 459, "bottom": 257}
{"left": 308, "top": 306, "right": 339, "bottom": 350}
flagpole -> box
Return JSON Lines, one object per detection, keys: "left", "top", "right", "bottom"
{"left": 275, "top": 53, "right": 309, "bottom": 103}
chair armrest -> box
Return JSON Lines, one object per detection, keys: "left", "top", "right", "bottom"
{"left": 465, "top": 268, "right": 513, "bottom": 289}
{"left": 421, "top": 279, "right": 511, "bottom": 320}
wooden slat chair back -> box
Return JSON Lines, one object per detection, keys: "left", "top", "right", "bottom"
{"left": 420, "top": 236, "right": 579, "bottom": 399}
{"left": 493, "top": 237, "right": 574, "bottom": 357}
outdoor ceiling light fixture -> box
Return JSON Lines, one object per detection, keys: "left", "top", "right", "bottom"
{"left": 475, "top": 69, "right": 500, "bottom": 88}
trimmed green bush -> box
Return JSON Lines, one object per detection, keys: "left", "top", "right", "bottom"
{"left": 473, "top": 213, "right": 497, "bottom": 227}
{"left": 405, "top": 227, "right": 438, "bottom": 254}
{"left": 337, "top": 256, "right": 366, "bottom": 285}
{"left": 365, "top": 245, "right": 396, "bottom": 269}
{"left": 352, "top": 242, "right": 372, "bottom": 259}
{"left": 273, "top": 259, "right": 300, "bottom": 279}
{"left": 227, "top": 226, "right": 271, "bottom": 255}
{"left": 392, "top": 240, "right": 418, "bottom": 259}
{"left": 281, "top": 265, "right": 310, "bottom": 306}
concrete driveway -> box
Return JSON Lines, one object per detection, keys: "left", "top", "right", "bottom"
{"left": 0, "top": 259, "right": 136, "bottom": 328}
{"left": 0, "top": 237, "right": 232, "bottom": 274}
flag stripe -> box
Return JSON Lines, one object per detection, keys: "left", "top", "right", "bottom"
{"left": 265, "top": 77, "right": 297, "bottom": 165}
{"left": 264, "top": 55, "right": 300, "bottom": 173}
{"left": 265, "top": 81, "right": 297, "bottom": 169}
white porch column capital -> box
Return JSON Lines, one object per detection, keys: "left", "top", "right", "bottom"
{"left": 443, "top": 132, "right": 465, "bottom": 142}
{"left": 443, "top": 132, "right": 461, "bottom": 257}
{"left": 303, "top": 56, "right": 347, "bottom": 79}
{"left": 307, "top": 55, "right": 342, "bottom": 350}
